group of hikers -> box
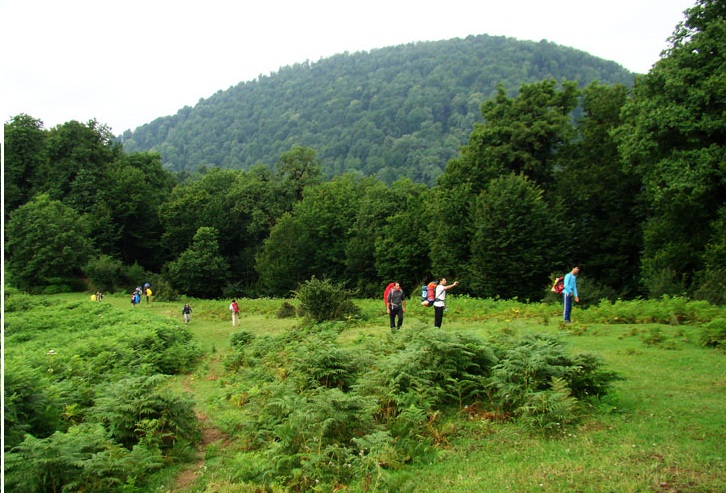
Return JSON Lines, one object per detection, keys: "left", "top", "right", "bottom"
{"left": 130, "top": 284, "right": 153, "bottom": 306}
{"left": 384, "top": 277, "right": 461, "bottom": 331}
{"left": 178, "top": 266, "right": 581, "bottom": 328}
{"left": 180, "top": 298, "right": 239, "bottom": 326}
{"left": 384, "top": 265, "right": 581, "bottom": 331}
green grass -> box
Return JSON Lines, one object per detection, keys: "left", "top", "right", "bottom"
{"left": 6, "top": 293, "right": 726, "bottom": 493}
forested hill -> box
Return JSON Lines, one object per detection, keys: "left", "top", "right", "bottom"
{"left": 121, "top": 34, "right": 634, "bottom": 185}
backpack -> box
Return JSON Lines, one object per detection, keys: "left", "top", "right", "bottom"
{"left": 551, "top": 276, "right": 565, "bottom": 294}
{"left": 383, "top": 283, "right": 395, "bottom": 305}
{"left": 421, "top": 281, "right": 438, "bottom": 306}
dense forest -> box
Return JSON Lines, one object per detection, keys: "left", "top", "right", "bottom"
{"left": 121, "top": 34, "right": 635, "bottom": 185}
{"left": 4, "top": 0, "right": 725, "bottom": 305}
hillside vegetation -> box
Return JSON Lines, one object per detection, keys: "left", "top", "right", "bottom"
{"left": 121, "top": 34, "right": 634, "bottom": 184}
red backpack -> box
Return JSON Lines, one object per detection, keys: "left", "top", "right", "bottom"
{"left": 551, "top": 277, "right": 565, "bottom": 294}
{"left": 383, "top": 283, "right": 395, "bottom": 305}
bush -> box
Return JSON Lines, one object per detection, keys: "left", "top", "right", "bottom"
{"left": 277, "top": 301, "right": 297, "bottom": 318}
{"left": 295, "top": 277, "right": 361, "bottom": 323}
{"left": 89, "top": 375, "right": 200, "bottom": 450}
{"left": 83, "top": 255, "right": 124, "bottom": 292}
{"left": 488, "top": 333, "right": 623, "bottom": 423}
{"left": 230, "top": 330, "right": 255, "bottom": 349}
{"left": 700, "top": 318, "right": 726, "bottom": 349}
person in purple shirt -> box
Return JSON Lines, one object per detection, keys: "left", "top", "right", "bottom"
{"left": 563, "top": 265, "right": 580, "bottom": 323}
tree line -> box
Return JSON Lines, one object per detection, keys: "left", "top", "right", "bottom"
{"left": 4, "top": 0, "right": 724, "bottom": 304}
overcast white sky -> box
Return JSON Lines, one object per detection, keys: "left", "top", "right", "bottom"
{"left": 1, "top": 0, "right": 694, "bottom": 135}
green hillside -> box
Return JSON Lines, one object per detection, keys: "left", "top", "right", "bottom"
{"left": 121, "top": 34, "right": 634, "bottom": 185}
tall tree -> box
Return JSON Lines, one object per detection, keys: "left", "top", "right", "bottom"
{"left": 5, "top": 194, "right": 93, "bottom": 291}
{"left": 276, "top": 146, "right": 324, "bottom": 201}
{"left": 3, "top": 114, "right": 47, "bottom": 220}
{"left": 99, "top": 152, "right": 176, "bottom": 270}
{"left": 40, "top": 120, "right": 121, "bottom": 212}
{"left": 256, "top": 174, "right": 366, "bottom": 295}
{"left": 432, "top": 80, "right": 579, "bottom": 289}
{"left": 617, "top": 0, "right": 726, "bottom": 296}
{"left": 555, "top": 82, "right": 643, "bottom": 297}
{"left": 373, "top": 178, "right": 432, "bottom": 290}
{"left": 467, "top": 173, "right": 566, "bottom": 300}
{"left": 163, "top": 227, "right": 230, "bottom": 298}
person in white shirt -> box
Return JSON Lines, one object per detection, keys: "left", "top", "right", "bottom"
{"left": 434, "top": 278, "right": 459, "bottom": 328}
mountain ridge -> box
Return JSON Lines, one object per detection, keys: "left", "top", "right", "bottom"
{"left": 122, "top": 34, "right": 635, "bottom": 185}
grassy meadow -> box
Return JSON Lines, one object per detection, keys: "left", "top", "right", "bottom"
{"left": 3, "top": 291, "right": 725, "bottom": 493}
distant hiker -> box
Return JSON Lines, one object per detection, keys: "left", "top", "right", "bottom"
{"left": 386, "top": 282, "right": 406, "bottom": 332}
{"left": 230, "top": 299, "right": 240, "bottom": 326}
{"left": 145, "top": 287, "right": 152, "bottom": 303}
{"left": 96, "top": 291, "right": 103, "bottom": 302}
{"left": 563, "top": 265, "right": 580, "bottom": 323}
{"left": 182, "top": 303, "right": 193, "bottom": 324}
{"left": 433, "top": 278, "right": 459, "bottom": 328}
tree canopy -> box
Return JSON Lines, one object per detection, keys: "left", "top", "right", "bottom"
{"left": 122, "top": 35, "right": 634, "bottom": 186}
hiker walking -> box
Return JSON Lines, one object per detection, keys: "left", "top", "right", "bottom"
{"left": 229, "top": 299, "right": 240, "bottom": 326}
{"left": 386, "top": 282, "right": 406, "bottom": 332}
{"left": 563, "top": 265, "right": 580, "bottom": 323}
{"left": 433, "top": 278, "right": 459, "bottom": 328}
{"left": 182, "top": 303, "right": 193, "bottom": 325}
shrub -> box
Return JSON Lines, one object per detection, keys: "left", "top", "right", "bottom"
{"left": 295, "top": 277, "right": 360, "bottom": 323}
{"left": 488, "top": 333, "right": 623, "bottom": 422}
{"left": 230, "top": 330, "right": 255, "bottom": 349}
{"left": 289, "top": 334, "right": 365, "bottom": 391}
{"left": 83, "top": 254, "right": 124, "bottom": 292}
{"left": 700, "top": 318, "right": 726, "bottom": 349}
{"left": 4, "top": 423, "right": 164, "bottom": 493}
{"left": 89, "top": 375, "right": 200, "bottom": 450}
{"left": 277, "top": 301, "right": 297, "bottom": 318}
{"left": 356, "top": 328, "right": 498, "bottom": 411}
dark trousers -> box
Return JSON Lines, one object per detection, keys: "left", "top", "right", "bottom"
{"left": 389, "top": 304, "right": 403, "bottom": 328}
{"left": 434, "top": 306, "right": 445, "bottom": 328}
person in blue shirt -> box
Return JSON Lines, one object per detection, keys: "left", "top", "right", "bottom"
{"left": 563, "top": 265, "right": 580, "bottom": 323}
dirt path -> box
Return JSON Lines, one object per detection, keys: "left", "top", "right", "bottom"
{"left": 172, "top": 363, "right": 230, "bottom": 491}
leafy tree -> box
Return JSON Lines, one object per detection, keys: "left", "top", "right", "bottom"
{"left": 555, "top": 82, "right": 643, "bottom": 296}
{"left": 40, "top": 119, "right": 121, "bottom": 212}
{"left": 256, "top": 212, "right": 313, "bottom": 296}
{"left": 5, "top": 194, "right": 93, "bottom": 292}
{"left": 467, "top": 173, "right": 566, "bottom": 300}
{"left": 617, "top": 0, "right": 726, "bottom": 296}
{"left": 276, "top": 145, "right": 324, "bottom": 201}
{"left": 433, "top": 80, "right": 579, "bottom": 289}
{"left": 3, "top": 114, "right": 47, "bottom": 219}
{"left": 439, "top": 79, "right": 579, "bottom": 192}
{"left": 374, "top": 178, "right": 433, "bottom": 289}
{"left": 163, "top": 226, "right": 229, "bottom": 298}
{"left": 344, "top": 178, "right": 392, "bottom": 295}
{"left": 98, "top": 152, "right": 176, "bottom": 270}
{"left": 257, "top": 174, "right": 367, "bottom": 295}
{"left": 83, "top": 254, "right": 125, "bottom": 293}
